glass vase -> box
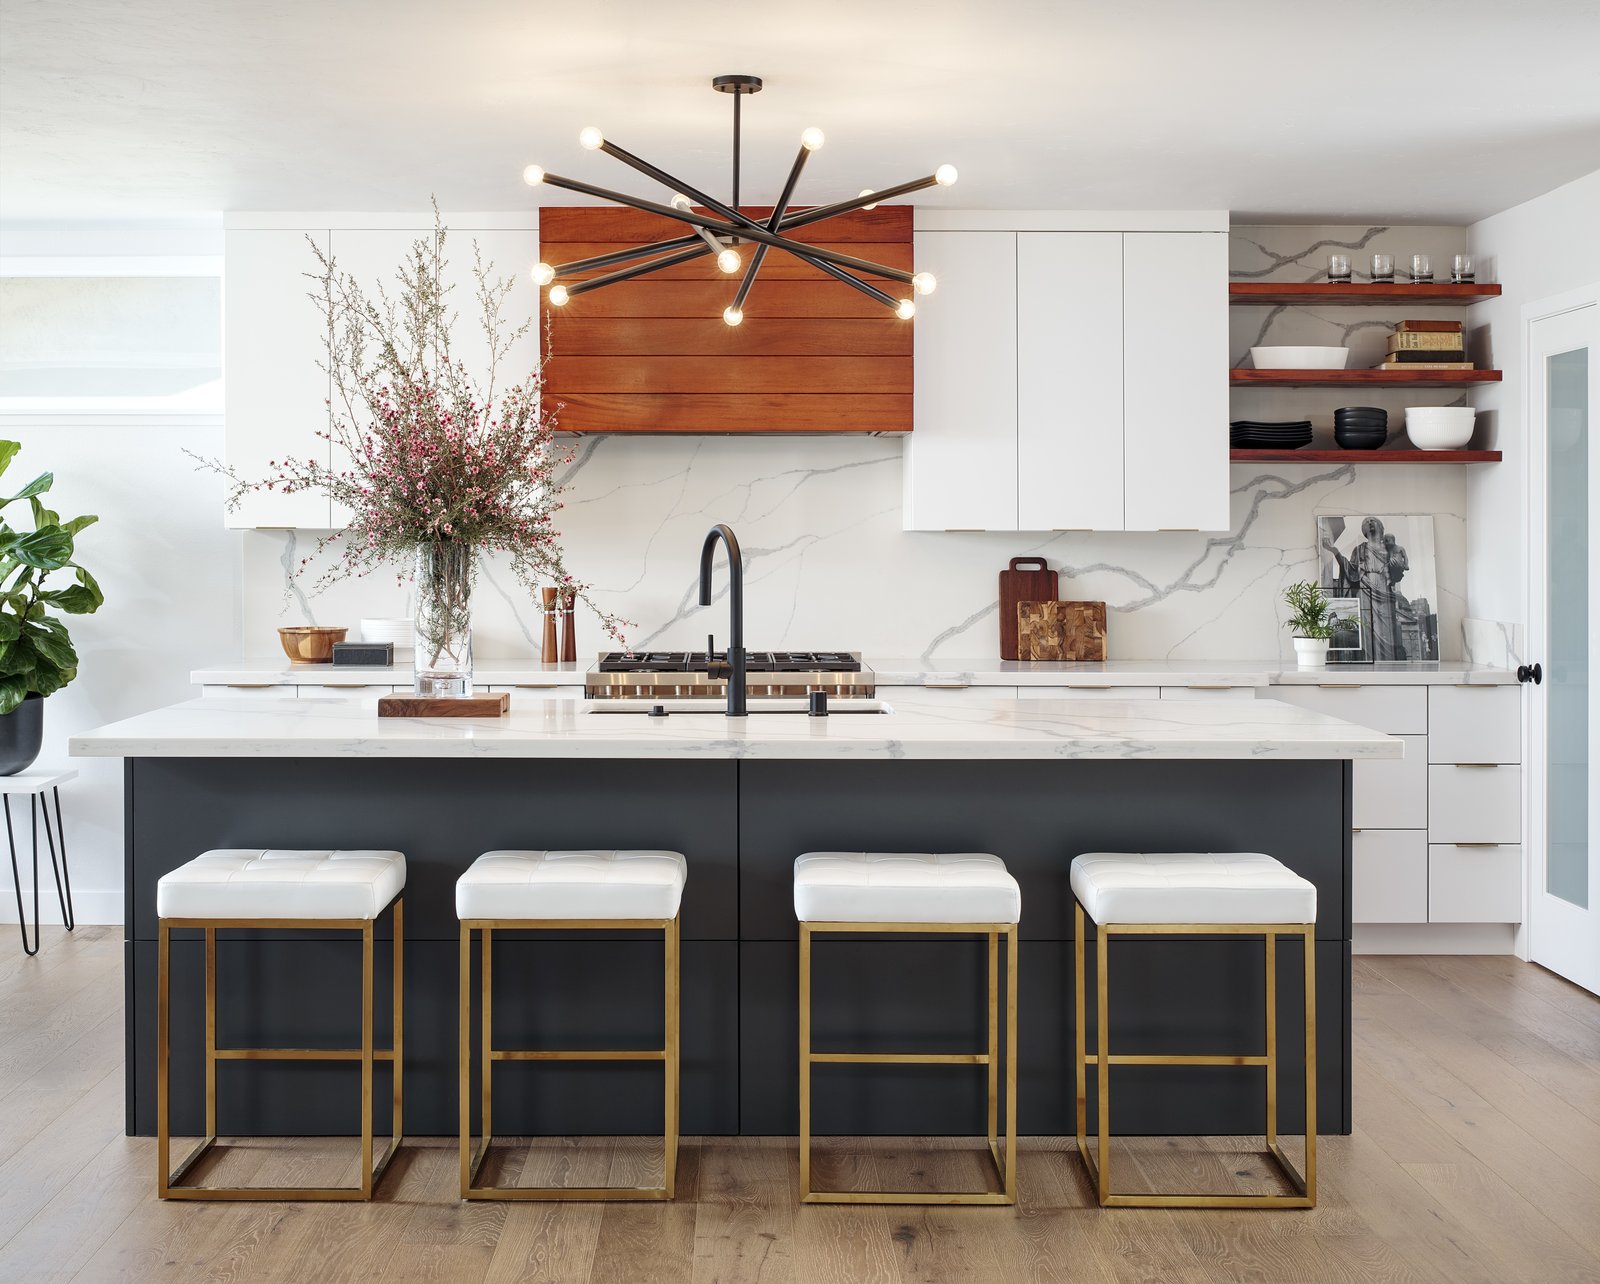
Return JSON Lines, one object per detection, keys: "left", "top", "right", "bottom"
{"left": 413, "top": 541, "right": 474, "bottom": 697}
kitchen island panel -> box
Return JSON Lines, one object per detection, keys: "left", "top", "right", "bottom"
{"left": 738, "top": 760, "right": 1353, "bottom": 943}
{"left": 127, "top": 757, "right": 739, "bottom": 942}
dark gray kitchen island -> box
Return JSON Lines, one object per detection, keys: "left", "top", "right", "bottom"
{"left": 71, "top": 691, "right": 1399, "bottom": 1141}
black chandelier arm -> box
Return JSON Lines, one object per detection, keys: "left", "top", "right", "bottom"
{"left": 560, "top": 243, "right": 716, "bottom": 298}
{"left": 597, "top": 140, "right": 738, "bottom": 231}
{"left": 732, "top": 143, "right": 811, "bottom": 313}
{"left": 803, "top": 256, "right": 902, "bottom": 311}
{"left": 777, "top": 174, "right": 942, "bottom": 230}
{"left": 539, "top": 171, "right": 912, "bottom": 285}
{"left": 553, "top": 233, "right": 706, "bottom": 278}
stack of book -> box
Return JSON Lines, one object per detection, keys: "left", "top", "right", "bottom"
{"left": 1377, "top": 320, "right": 1471, "bottom": 370}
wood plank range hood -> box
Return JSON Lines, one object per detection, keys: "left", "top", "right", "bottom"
{"left": 538, "top": 206, "right": 912, "bottom": 433}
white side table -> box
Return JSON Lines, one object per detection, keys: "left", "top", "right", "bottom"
{"left": 2, "top": 769, "right": 77, "bottom": 956}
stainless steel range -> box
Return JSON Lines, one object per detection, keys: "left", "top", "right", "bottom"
{"left": 585, "top": 650, "right": 875, "bottom": 700}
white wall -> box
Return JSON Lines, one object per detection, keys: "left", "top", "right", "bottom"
{"left": 1467, "top": 168, "right": 1600, "bottom": 637}
{"left": 0, "top": 421, "right": 238, "bottom": 925}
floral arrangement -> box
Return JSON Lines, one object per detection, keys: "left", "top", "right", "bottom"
{"left": 198, "top": 205, "right": 627, "bottom": 674}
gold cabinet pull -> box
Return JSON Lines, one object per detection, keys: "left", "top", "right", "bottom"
{"left": 1453, "top": 763, "right": 1500, "bottom": 769}
{"left": 1453, "top": 842, "right": 1502, "bottom": 848}
{"left": 1317, "top": 683, "right": 1362, "bottom": 689}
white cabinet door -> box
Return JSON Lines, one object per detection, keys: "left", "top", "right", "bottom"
{"left": 326, "top": 226, "right": 538, "bottom": 529}
{"left": 1159, "top": 684, "right": 1260, "bottom": 701}
{"left": 1352, "top": 735, "right": 1427, "bottom": 829}
{"left": 1122, "top": 233, "right": 1229, "bottom": 532}
{"left": 1017, "top": 233, "right": 1123, "bottom": 530}
{"left": 1353, "top": 830, "right": 1428, "bottom": 924}
{"left": 224, "top": 230, "right": 331, "bottom": 529}
{"left": 1428, "top": 765, "right": 1522, "bottom": 844}
{"left": 1267, "top": 683, "right": 1428, "bottom": 735}
{"left": 1427, "top": 685, "right": 1521, "bottom": 764}
{"left": 1429, "top": 844, "right": 1523, "bottom": 923}
{"left": 904, "top": 231, "right": 1018, "bottom": 531}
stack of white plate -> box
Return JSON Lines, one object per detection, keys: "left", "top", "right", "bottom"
{"left": 360, "top": 617, "right": 414, "bottom": 657}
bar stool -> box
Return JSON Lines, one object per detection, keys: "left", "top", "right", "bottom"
{"left": 1071, "top": 851, "right": 1317, "bottom": 1209}
{"left": 156, "top": 848, "right": 406, "bottom": 1200}
{"left": 794, "top": 851, "right": 1020, "bottom": 1205}
{"left": 456, "top": 849, "right": 686, "bottom": 1201}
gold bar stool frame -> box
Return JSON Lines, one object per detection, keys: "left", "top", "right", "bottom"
{"left": 456, "top": 850, "right": 686, "bottom": 1202}
{"left": 156, "top": 849, "right": 407, "bottom": 1201}
{"left": 1071, "top": 851, "right": 1317, "bottom": 1209}
{"left": 795, "top": 852, "right": 1021, "bottom": 1206}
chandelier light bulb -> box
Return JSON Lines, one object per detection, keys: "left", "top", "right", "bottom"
{"left": 532, "top": 262, "right": 555, "bottom": 286}
{"left": 578, "top": 126, "right": 605, "bottom": 150}
{"left": 935, "top": 164, "right": 959, "bottom": 186}
{"left": 670, "top": 193, "right": 693, "bottom": 212}
{"left": 716, "top": 247, "right": 742, "bottom": 274}
{"left": 800, "top": 126, "right": 826, "bottom": 151}
{"left": 547, "top": 284, "right": 571, "bottom": 307}
{"left": 521, "top": 164, "right": 546, "bottom": 187}
{"left": 911, "top": 271, "right": 937, "bottom": 296}
{"left": 895, "top": 298, "right": 916, "bottom": 320}
{"left": 723, "top": 305, "right": 744, "bottom": 327}
{"left": 858, "top": 188, "right": 879, "bottom": 211}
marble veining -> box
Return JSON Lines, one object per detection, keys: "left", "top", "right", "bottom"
{"left": 70, "top": 692, "right": 1403, "bottom": 762}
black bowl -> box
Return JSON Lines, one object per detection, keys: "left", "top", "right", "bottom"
{"left": 1335, "top": 432, "right": 1388, "bottom": 450}
{"left": 1334, "top": 414, "right": 1388, "bottom": 427}
{"left": 1334, "top": 406, "right": 1385, "bottom": 417}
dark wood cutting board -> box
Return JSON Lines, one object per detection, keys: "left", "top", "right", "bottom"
{"left": 1017, "top": 600, "right": 1108, "bottom": 661}
{"left": 998, "top": 557, "right": 1059, "bottom": 660}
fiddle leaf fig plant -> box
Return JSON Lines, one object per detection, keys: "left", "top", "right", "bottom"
{"left": 0, "top": 441, "right": 103, "bottom": 715}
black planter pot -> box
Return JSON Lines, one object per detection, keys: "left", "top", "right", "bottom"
{"left": 0, "top": 694, "right": 44, "bottom": 776}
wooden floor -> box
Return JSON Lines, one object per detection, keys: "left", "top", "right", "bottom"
{"left": 2, "top": 927, "right": 1599, "bottom": 1283}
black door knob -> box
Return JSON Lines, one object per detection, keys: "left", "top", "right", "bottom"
{"left": 1517, "top": 663, "right": 1542, "bottom": 685}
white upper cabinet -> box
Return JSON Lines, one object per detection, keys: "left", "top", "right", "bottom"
{"left": 1018, "top": 233, "right": 1124, "bottom": 531}
{"left": 223, "top": 216, "right": 537, "bottom": 529}
{"left": 904, "top": 214, "right": 1228, "bottom": 533}
{"left": 903, "top": 231, "right": 1018, "bottom": 531}
{"left": 1122, "top": 232, "right": 1229, "bottom": 531}
{"left": 223, "top": 229, "right": 332, "bottom": 529}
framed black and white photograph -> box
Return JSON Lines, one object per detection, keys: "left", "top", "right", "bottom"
{"left": 1324, "top": 595, "right": 1373, "bottom": 664}
{"left": 1315, "top": 514, "right": 1440, "bottom": 662}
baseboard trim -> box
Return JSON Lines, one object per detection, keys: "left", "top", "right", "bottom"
{"left": 0, "top": 887, "right": 122, "bottom": 926}
{"left": 1354, "top": 922, "right": 1517, "bottom": 955}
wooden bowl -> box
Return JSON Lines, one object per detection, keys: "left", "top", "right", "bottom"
{"left": 277, "top": 626, "right": 348, "bottom": 663}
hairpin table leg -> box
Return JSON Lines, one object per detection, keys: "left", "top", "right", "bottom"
{"left": 5, "top": 795, "right": 40, "bottom": 956}
{"left": 39, "top": 787, "right": 74, "bottom": 931}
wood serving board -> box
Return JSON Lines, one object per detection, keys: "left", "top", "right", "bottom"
{"left": 378, "top": 693, "right": 510, "bottom": 718}
{"left": 1016, "top": 600, "right": 1108, "bottom": 662}
{"left": 998, "top": 557, "right": 1058, "bottom": 661}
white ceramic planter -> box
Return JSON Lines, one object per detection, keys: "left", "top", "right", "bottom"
{"left": 1293, "top": 637, "right": 1331, "bottom": 668}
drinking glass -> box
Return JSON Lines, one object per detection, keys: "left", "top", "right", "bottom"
{"left": 1328, "top": 253, "right": 1351, "bottom": 283}
{"left": 1411, "top": 254, "right": 1433, "bottom": 283}
{"left": 1370, "top": 253, "right": 1394, "bottom": 283}
{"left": 1452, "top": 253, "right": 1475, "bottom": 283}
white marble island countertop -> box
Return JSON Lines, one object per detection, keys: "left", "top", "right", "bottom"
{"left": 72, "top": 691, "right": 1402, "bottom": 762}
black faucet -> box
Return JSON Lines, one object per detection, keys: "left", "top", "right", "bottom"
{"left": 698, "top": 523, "right": 747, "bottom": 717}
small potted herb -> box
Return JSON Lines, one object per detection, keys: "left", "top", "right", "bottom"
{"left": 1283, "top": 580, "right": 1334, "bottom": 668}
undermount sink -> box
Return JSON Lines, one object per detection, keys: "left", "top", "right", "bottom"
{"left": 584, "top": 697, "right": 892, "bottom": 715}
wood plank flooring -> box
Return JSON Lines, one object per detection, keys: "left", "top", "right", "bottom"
{"left": 1, "top": 928, "right": 1598, "bottom": 1283}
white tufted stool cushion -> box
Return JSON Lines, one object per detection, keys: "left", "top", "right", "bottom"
{"left": 157, "top": 849, "right": 406, "bottom": 921}
{"left": 456, "top": 850, "right": 687, "bottom": 921}
{"left": 1071, "top": 852, "right": 1315, "bottom": 926}
{"left": 793, "top": 852, "right": 1021, "bottom": 925}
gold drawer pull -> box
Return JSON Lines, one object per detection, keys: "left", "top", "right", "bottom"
{"left": 1454, "top": 843, "right": 1502, "bottom": 848}
{"left": 1185, "top": 684, "right": 1237, "bottom": 690}
{"left": 1454, "top": 763, "right": 1500, "bottom": 769}
{"left": 225, "top": 683, "right": 276, "bottom": 689}
{"left": 1318, "top": 683, "right": 1362, "bottom": 689}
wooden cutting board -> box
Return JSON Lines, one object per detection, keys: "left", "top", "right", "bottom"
{"left": 378, "top": 692, "right": 510, "bottom": 718}
{"left": 998, "top": 557, "right": 1058, "bottom": 660}
{"left": 1016, "top": 601, "right": 1108, "bottom": 662}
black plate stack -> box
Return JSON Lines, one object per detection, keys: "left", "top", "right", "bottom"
{"left": 1230, "top": 419, "right": 1313, "bottom": 450}
{"left": 1333, "top": 406, "right": 1388, "bottom": 450}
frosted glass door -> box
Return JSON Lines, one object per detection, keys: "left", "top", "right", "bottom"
{"left": 1529, "top": 299, "right": 1600, "bottom": 995}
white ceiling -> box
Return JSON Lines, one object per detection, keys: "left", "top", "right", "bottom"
{"left": 3, "top": 0, "right": 1599, "bottom": 225}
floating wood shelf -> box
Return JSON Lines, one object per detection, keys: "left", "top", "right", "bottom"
{"left": 1230, "top": 449, "right": 1502, "bottom": 464}
{"left": 1229, "top": 283, "right": 1502, "bottom": 306}
{"left": 1232, "top": 368, "right": 1502, "bottom": 388}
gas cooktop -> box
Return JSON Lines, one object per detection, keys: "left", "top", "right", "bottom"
{"left": 587, "top": 651, "right": 873, "bottom": 699}
{"left": 596, "top": 650, "right": 862, "bottom": 674}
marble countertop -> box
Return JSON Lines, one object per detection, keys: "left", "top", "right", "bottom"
{"left": 72, "top": 691, "right": 1402, "bottom": 762}
{"left": 193, "top": 656, "right": 1516, "bottom": 688}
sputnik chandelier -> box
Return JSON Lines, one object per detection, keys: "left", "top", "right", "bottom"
{"left": 522, "top": 74, "right": 956, "bottom": 326}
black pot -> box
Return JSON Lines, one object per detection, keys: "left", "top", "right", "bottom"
{"left": 0, "top": 695, "right": 44, "bottom": 776}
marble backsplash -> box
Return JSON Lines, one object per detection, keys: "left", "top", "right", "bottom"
{"left": 238, "top": 224, "right": 1483, "bottom": 664}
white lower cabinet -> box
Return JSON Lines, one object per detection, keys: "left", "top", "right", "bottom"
{"left": 1429, "top": 844, "right": 1523, "bottom": 923}
{"left": 1026, "top": 685, "right": 1161, "bottom": 701}
{"left": 1268, "top": 683, "right": 1427, "bottom": 735}
{"left": 1352, "top": 830, "right": 1428, "bottom": 924}
{"left": 1158, "top": 685, "right": 1260, "bottom": 701}
{"left": 1427, "top": 685, "right": 1521, "bottom": 763}
{"left": 1352, "top": 735, "right": 1427, "bottom": 830}
{"left": 200, "top": 684, "right": 296, "bottom": 699}
{"left": 1427, "top": 764, "right": 1522, "bottom": 845}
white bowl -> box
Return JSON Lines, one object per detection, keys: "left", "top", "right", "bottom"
{"left": 1250, "top": 345, "right": 1349, "bottom": 370}
{"left": 1404, "top": 406, "right": 1476, "bottom": 450}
